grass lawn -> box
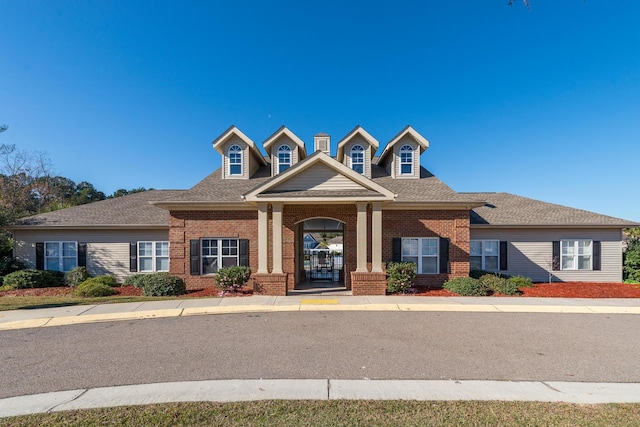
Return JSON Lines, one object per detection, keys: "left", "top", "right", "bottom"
{"left": 0, "top": 295, "right": 178, "bottom": 311}
{"left": 2, "top": 401, "right": 640, "bottom": 427}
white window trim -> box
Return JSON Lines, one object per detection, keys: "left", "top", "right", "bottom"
{"left": 138, "top": 241, "right": 170, "bottom": 273}
{"left": 228, "top": 144, "right": 243, "bottom": 176}
{"left": 470, "top": 240, "right": 500, "bottom": 271}
{"left": 277, "top": 145, "right": 292, "bottom": 174}
{"left": 401, "top": 237, "right": 439, "bottom": 274}
{"left": 44, "top": 241, "right": 78, "bottom": 272}
{"left": 350, "top": 144, "right": 364, "bottom": 174}
{"left": 201, "top": 238, "right": 240, "bottom": 275}
{"left": 399, "top": 144, "right": 413, "bottom": 175}
{"left": 560, "top": 239, "right": 593, "bottom": 271}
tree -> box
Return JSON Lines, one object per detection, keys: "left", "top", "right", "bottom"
{"left": 624, "top": 227, "right": 640, "bottom": 283}
{"left": 108, "top": 187, "right": 151, "bottom": 198}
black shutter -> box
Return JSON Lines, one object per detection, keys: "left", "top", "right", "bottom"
{"left": 439, "top": 237, "right": 450, "bottom": 274}
{"left": 129, "top": 243, "right": 138, "bottom": 272}
{"left": 552, "top": 241, "right": 560, "bottom": 271}
{"left": 190, "top": 239, "right": 200, "bottom": 275}
{"left": 593, "top": 241, "right": 601, "bottom": 271}
{"left": 78, "top": 243, "right": 87, "bottom": 267}
{"left": 36, "top": 242, "right": 44, "bottom": 270}
{"left": 392, "top": 238, "right": 402, "bottom": 262}
{"left": 239, "top": 239, "right": 249, "bottom": 267}
{"left": 499, "top": 241, "right": 508, "bottom": 271}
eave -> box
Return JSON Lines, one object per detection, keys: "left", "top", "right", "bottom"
{"left": 385, "top": 200, "right": 486, "bottom": 210}
{"left": 470, "top": 223, "right": 639, "bottom": 229}
{"left": 149, "top": 201, "right": 253, "bottom": 211}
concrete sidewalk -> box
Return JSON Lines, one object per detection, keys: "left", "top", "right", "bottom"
{"left": 2, "top": 379, "right": 640, "bottom": 417}
{"left": 1, "top": 295, "right": 639, "bottom": 331}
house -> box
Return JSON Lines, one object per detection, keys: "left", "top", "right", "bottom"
{"left": 10, "top": 125, "right": 638, "bottom": 295}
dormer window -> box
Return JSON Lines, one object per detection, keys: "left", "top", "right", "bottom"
{"left": 400, "top": 145, "right": 413, "bottom": 175}
{"left": 228, "top": 145, "right": 242, "bottom": 175}
{"left": 351, "top": 144, "right": 364, "bottom": 174}
{"left": 277, "top": 145, "right": 292, "bottom": 173}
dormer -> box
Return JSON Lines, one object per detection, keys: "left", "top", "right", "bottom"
{"left": 336, "top": 126, "right": 379, "bottom": 179}
{"left": 377, "top": 125, "right": 429, "bottom": 179}
{"left": 313, "top": 132, "right": 331, "bottom": 155}
{"left": 262, "top": 126, "right": 307, "bottom": 176}
{"left": 212, "top": 126, "right": 267, "bottom": 179}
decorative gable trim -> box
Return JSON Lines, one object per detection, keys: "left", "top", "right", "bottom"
{"left": 243, "top": 151, "right": 395, "bottom": 203}
{"left": 377, "top": 125, "right": 429, "bottom": 165}
{"left": 212, "top": 125, "right": 267, "bottom": 166}
{"left": 262, "top": 126, "right": 307, "bottom": 159}
{"left": 336, "top": 125, "right": 379, "bottom": 162}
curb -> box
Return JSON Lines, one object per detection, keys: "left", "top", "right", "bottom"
{"left": 2, "top": 379, "right": 640, "bottom": 417}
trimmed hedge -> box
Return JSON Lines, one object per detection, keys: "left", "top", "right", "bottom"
{"left": 469, "top": 269, "right": 510, "bottom": 279}
{"left": 508, "top": 275, "right": 534, "bottom": 289}
{"left": 142, "top": 273, "right": 186, "bottom": 296}
{"left": 65, "top": 267, "right": 92, "bottom": 287}
{"left": 386, "top": 261, "right": 417, "bottom": 293}
{"left": 75, "top": 281, "right": 117, "bottom": 297}
{"left": 80, "top": 275, "right": 119, "bottom": 288}
{"left": 123, "top": 273, "right": 147, "bottom": 288}
{"left": 479, "top": 274, "right": 520, "bottom": 296}
{"left": 2, "top": 269, "right": 64, "bottom": 289}
{"left": 443, "top": 277, "right": 490, "bottom": 296}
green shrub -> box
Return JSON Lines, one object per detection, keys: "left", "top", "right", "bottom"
{"left": 479, "top": 274, "right": 520, "bottom": 296}
{"left": 214, "top": 266, "right": 252, "bottom": 291}
{"left": 142, "top": 273, "right": 186, "bottom": 296}
{"left": 75, "top": 281, "right": 117, "bottom": 297}
{"left": 624, "top": 238, "right": 640, "bottom": 283}
{"left": 508, "top": 275, "right": 534, "bottom": 288}
{"left": 80, "top": 275, "right": 119, "bottom": 288}
{"left": 443, "top": 277, "right": 490, "bottom": 296}
{"left": 123, "top": 273, "right": 147, "bottom": 288}
{"left": 3, "top": 269, "right": 64, "bottom": 289}
{"left": 386, "top": 261, "right": 417, "bottom": 293}
{"left": 64, "top": 267, "right": 92, "bottom": 287}
{"left": 0, "top": 256, "right": 26, "bottom": 277}
{"left": 469, "top": 269, "right": 510, "bottom": 279}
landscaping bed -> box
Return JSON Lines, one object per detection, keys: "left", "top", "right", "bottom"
{"left": 0, "top": 285, "right": 252, "bottom": 299}
{"left": 411, "top": 282, "right": 640, "bottom": 298}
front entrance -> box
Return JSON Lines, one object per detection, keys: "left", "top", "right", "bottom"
{"left": 293, "top": 218, "right": 347, "bottom": 294}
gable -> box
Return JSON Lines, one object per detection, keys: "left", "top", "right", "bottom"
{"left": 270, "top": 163, "right": 368, "bottom": 192}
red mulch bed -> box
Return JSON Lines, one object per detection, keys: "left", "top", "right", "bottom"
{"left": 2, "top": 283, "right": 640, "bottom": 299}
{"left": 411, "top": 282, "right": 640, "bottom": 298}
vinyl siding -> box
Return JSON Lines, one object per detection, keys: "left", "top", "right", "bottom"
{"left": 271, "top": 141, "right": 299, "bottom": 176}
{"left": 342, "top": 137, "right": 372, "bottom": 178}
{"left": 222, "top": 137, "right": 249, "bottom": 179}
{"left": 272, "top": 163, "right": 365, "bottom": 192}
{"left": 470, "top": 228, "right": 623, "bottom": 282}
{"left": 393, "top": 137, "right": 419, "bottom": 179}
{"left": 13, "top": 229, "right": 168, "bottom": 282}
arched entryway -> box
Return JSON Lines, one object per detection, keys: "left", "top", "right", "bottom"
{"left": 293, "top": 217, "right": 347, "bottom": 294}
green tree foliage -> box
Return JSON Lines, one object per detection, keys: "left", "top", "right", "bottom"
{"left": 624, "top": 227, "right": 640, "bottom": 283}
{"left": 108, "top": 187, "right": 151, "bottom": 198}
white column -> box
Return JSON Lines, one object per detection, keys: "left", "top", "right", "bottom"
{"left": 356, "top": 202, "right": 368, "bottom": 272}
{"left": 257, "top": 203, "right": 268, "bottom": 274}
{"left": 272, "top": 202, "right": 283, "bottom": 274}
{"left": 371, "top": 202, "right": 383, "bottom": 272}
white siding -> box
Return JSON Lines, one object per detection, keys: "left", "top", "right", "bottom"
{"left": 13, "top": 229, "right": 169, "bottom": 282}
{"left": 272, "top": 163, "right": 365, "bottom": 192}
{"left": 470, "top": 228, "right": 623, "bottom": 282}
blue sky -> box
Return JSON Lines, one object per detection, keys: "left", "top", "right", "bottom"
{"left": 1, "top": 1, "right": 639, "bottom": 221}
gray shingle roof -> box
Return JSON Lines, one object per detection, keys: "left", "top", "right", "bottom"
{"left": 13, "top": 190, "right": 185, "bottom": 227}
{"left": 467, "top": 192, "right": 638, "bottom": 227}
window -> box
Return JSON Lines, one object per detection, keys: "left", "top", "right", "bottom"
{"left": 277, "top": 145, "right": 291, "bottom": 173}
{"left": 228, "top": 145, "right": 242, "bottom": 175}
{"left": 401, "top": 237, "right": 438, "bottom": 274}
{"left": 201, "top": 238, "right": 239, "bottom": 274}
{"left": 350, "top": 144, "right": 364, "bottom": 174}
{"left": 470, "top": 240, "right": 499, "bottom": 271}
{"left": 399, "top": 145, "right": 413, "bottom": 175}
{"left": 138, "top": 241, "right": 169, "bottom": 272}
{"left": 561, "top": 240, "right": 592, "bottom": 270}
{"left": 45, "top": 241, "right": 77, "bottom": 272}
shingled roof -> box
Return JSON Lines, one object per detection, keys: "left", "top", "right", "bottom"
{"left": 467, "top": 192, "right": 638, "bottom": 227}
{"left": 12, "top": 190, "right": 185, "bottom": 228}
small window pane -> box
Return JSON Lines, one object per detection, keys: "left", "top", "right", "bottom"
{"left": 485, "top": 256, "right": 499, "bottom": 271}
{"left": 562, "top": 256, "right": 574, "bottom": 270}
{"left": 139, "top": 242, "right": 153, "bottom": 256}
{"left": 202, "top": 257, "right": 218, "bottom": 274}
{"left": 46, "top": 243, "right": 59, "bottom": 257}
{"left": 578, "top": 241, "right": 591, "bottom": 255}
{"left": 470, "top": 256, "right": 482, "bottom": 271}
{"left": 230, "top": 164, "right": 241, "bottom": 175}
{"left": 403, "top": 256, "right": 418, "bottom": 270}
{"left": 578, "top": 255, "right": 591, "bottom": 270}
{"left": 483, "top": 241, "right": 498, "bottom": 255}
{"left": 46, "top": 258, "right": 59, "bottom": 271}
{"left": 156, "top": 242, "right": 169, "bottom": 256}
{"left": 139, "top": 257, "right": 153, "bottom": 272}
{"left": 156, "top": 257, "right": 169, "bottom": 271}
{"left": 401, "top": 163, "right": 412, "bottom": 174}
{"left": 421, "top": 257, "right": 437, "bottom": 274}
{"left": 222, "top": 257, "right": 238, "bottom": 267}
{"left": 62, "top": 242, "right": 76, "bottom": 257}
{"left": 561, "top": 241, "right": 574, "bottom": 255}
{"left": 352, "top": 164, "right": 363, "bottom": 174}
{"left": 422, "top": 239, "right": 437, "bottom": 256}
{"left": 402, "top": 239, "right": 418, "bottom": 256}
{"left": 470, "top": 241, "right": 482, "bottom": 256}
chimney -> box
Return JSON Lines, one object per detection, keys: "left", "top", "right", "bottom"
{"left": 314, "top": 132, "right": 330, "bottom": 156}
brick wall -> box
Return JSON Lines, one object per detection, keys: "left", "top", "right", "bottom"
{"left": 382, "top": 210, "right": 470, "bottom": 287}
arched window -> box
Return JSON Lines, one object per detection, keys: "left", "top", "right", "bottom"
{"left": 277, "top": 145, "right": 291, "bottom": 173}
{"left": 228, "top": 145, "right": 242, "bottom": 176}
{"left": 400, "top": 145, "right": 413, "bottom": 175}
{"left": 351, "top": 145, "right": 364, "bottom": 174}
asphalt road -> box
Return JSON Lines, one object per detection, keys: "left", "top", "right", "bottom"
{"left": 1, "top": 311, "right": 639, "bottom": 398}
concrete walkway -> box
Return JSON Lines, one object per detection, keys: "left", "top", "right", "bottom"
{"left": 2, "top": 379, "right": 640, "bottom": 417}
{"left": 1, "top": 295, "right": 640, "bottom": 331}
